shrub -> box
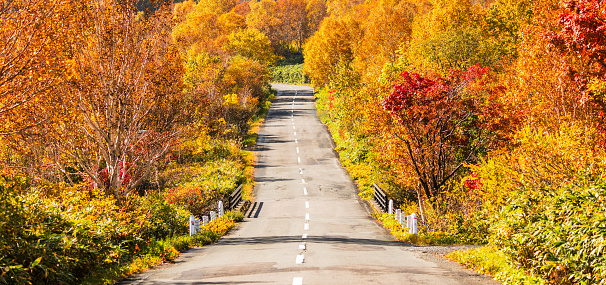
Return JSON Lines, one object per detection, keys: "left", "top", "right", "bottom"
{"left": 492, "top": 182, "right": 606, "bottom": 284}
{"left": 164, "top": 159, "right": 244, "bottom": 218}
{"left": 0, "top": 181, "right": 115, "bottom": 284}
{"left": 0, "top": 177, "right": 194, "bottom": 285}
{"left": 271, "top": 64, "right": 309, "bottom": 84}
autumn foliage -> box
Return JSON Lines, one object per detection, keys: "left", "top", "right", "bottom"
{"left": 306, "top": 0, "right": 606, "bottom": 282}
{"left": 0, "top": 0, "right": 272, "bottom": 282}
{"left": 383, "top": 66, "right": 507, "bottom": 201}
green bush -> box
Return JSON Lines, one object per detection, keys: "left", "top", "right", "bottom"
{"left": 0, "top": 178, "right": 194, "bottom": 285}
{"left": 0, "top": 182, "right": 114, "bottom": 284}
{"left": 271, "top": 64, "right": 309, "bottom": 84}
{"left": 492, "top": 182, "right": 606, "bottom": 284}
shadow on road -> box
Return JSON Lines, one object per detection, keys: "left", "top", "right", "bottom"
{"left": 217, "top": 235, "right": 408, "bottom": 248}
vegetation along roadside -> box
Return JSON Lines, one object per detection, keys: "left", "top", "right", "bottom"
{"left": 305, "top": 0, "right": 606, "bottom": 283}
{"left": 0, "top": 0, "right": 277, "bottom": 283}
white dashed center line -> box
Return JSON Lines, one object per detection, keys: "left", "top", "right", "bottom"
{"left": 295, "top": 139, "right": 298, "bottom": 144}
{"left": 298, "top": 157, "right": 301, "bottom": 163}
{"left": 299, "top": 242, "right": 306, "bottom": 250}
{"left": 302, "top": 234, "right": 308, "bottom": 239}
{"left": 299, "top": 168, "right": 303, "bottom": 175}
{"left": 296, "top": 147, "right": 300, "bottom": 153}
{"left": 294, "top": 131, "right": 297, "bottom": 136}
{"left": 301, "top": 178, "right": 305, "bottom": 184}
{"left": 305, "top": 201, "right": 309, "bottom": 208}
{"left": 296, "top": 255, "right": 305, "bottom": 264}
{"left": 304, "top": 223, "right": 309, "bottom": 230}
{"left": 303, "top": 187, "right": 308, "bottom": 195}
{"left": 305, "top": 213, "right": 310, "bottom": 220}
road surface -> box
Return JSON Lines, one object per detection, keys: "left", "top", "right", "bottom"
{"left": 121, "top": 84, "right": 499, "bottom": 285}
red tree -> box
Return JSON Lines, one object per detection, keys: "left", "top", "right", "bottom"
{"left": 382, "top": 65, "right": 507, "bottom": 204}
{"left": 546, "top": 0, "right": 606, "bottom": 78}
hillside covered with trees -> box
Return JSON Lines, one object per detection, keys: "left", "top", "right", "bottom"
{"left": 303, "top": 0, "right": 606, "bottom": 283}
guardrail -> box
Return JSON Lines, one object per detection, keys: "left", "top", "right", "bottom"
{"left": 373, "top": 183, "right": 388, "bottom": 213}
{"left": 228, "top": 184, "right": 244, "bottom": 211}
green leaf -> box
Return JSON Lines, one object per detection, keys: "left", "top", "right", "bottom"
{"left": 30, "top": 257, "right": 42, "bottom": 268}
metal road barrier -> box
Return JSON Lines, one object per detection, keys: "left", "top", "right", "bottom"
{"left": 373, "top": 183, "right": 388, "bottom": 213}
{"left": 228, "top": 184, "right": 244, "bottom": 211}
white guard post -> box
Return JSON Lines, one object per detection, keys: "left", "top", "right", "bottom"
{"left": 194, "top": 219, "right": 201, "bottom": 234}
{"left": 388, "top": 199, "right": 393, "bottom": 215}
{"left": 189, "top": 215, "right": 195, "bottom": 236}
{"left": 395, "top": 209, "right": 402, "bottom": 227}
{"left": 210, "top": 211, "right": 216, "bottom": 221}
{"left": 218, "top": 201, "right": 224, "bottom": 217}
{"left": 410, "top": 213, "right": 418, "bottom": 235}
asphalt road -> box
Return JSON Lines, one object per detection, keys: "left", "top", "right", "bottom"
{"left": 120, "top": 84, "right": 499, "bottom": 285}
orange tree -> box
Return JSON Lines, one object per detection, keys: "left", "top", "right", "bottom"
{"left": 40, "top": 0, "right": 189, "bottom": 199}
{"left": 381, "top": 65, "right": 509, "bottom": 219}
{"left": 0, "top": 0, "right": 75, "bottom": 134}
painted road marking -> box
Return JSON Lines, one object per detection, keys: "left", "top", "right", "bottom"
{"left": 298, "top": 157, "right": 301, "bottom": 164}
{"left": 301, "top": 178, "right": 305, "bottom": 184}
{"left": 296, "top": 147, "right": 299, "bottom": 153}
{"left": 293, "top": 277, "right": 303, "bottom": 285}
{"left": 303, "top": 187, "right": 308, "bottom": 195}
{"left": 305, "top": 201, "right": 309, "bottom": 208}
{"left": 295, "top": 139, "right": 298, "bottom": 144}
{"left": 305, "top": 213, "right": 310, "bottom": 220}
{"left": 304, "top": 223, "right": 309, "bottom": 230}
{"left": 302, "top": 234, "right": 308, "bottom": 239}
{"left": 299, "top": 242, "right": 306, "bottom": 250}
{"left": 293, "top": 126, "right": 296, "bottom": 130}
{"left": 294, "top": 131, "right": 297, "bottom": 136}
{"left": 296, "top": 255, "right": 305, "bottom": 264}
{"left": 299, "top": 168, "right": 303, "bottom": 174}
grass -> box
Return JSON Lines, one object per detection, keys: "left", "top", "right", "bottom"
{"left": 374, "top": 212, "right": 481, "bottom": 245}
{"left": 447, "top": 246, "right": 548, "bottom": 285}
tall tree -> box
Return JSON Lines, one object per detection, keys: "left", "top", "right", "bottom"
{"left": 46, "top": 0, "right": 189, "bottom": 198}
{"left": 382, "top": 66, "right": 507, "bottom": 216}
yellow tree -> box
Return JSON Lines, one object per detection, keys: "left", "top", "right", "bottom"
{"left": 306, "top": 0, "right": 327, "bottom": 35}
{"left": 303, "top": 17, "right": 361, "bottom": 86}
{"left": 247, "top": 0, "right": 280, "bottom": 47}
{"left": 227, "top": 28, "right": 276, "bottom": 63}
{"left": 353, "top": 0, "right": 421, "bottom": 80}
